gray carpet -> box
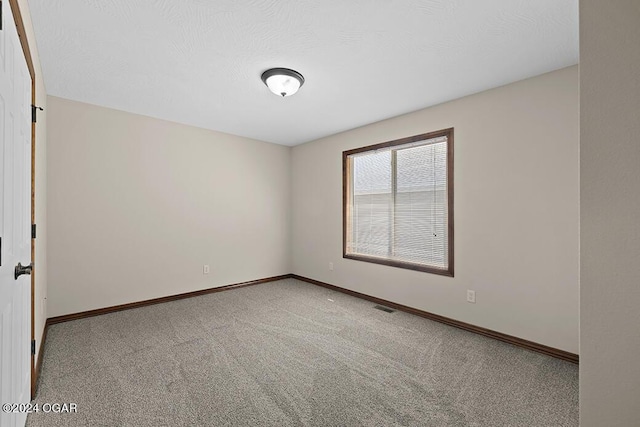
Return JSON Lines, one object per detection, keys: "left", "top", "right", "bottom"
{"left": 27, "top": 278, "right": 578, "bottom": 426}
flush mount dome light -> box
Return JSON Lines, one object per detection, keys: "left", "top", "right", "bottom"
{"left": 261, "top": 68, "right": 305, "bottom": 97}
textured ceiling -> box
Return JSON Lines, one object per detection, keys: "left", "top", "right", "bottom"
{"left": 29, "top": 0, "right": 578, "bottom": 146}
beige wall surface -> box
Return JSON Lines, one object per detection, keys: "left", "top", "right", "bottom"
{"left": 16, "top": 0, "right": 48, "bottom": 365}
{"left": 291, "top": 66, "right": 580, "bottom": 353}
{"left": 47, "top": 96, "right": 291, "bottom": 317}
{"left": 580, "top": 1, "right": 640, "bottom": 425}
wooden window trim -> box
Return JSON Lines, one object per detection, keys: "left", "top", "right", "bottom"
{"left": 343, "top": 128, "right": 454, "bottom": 277}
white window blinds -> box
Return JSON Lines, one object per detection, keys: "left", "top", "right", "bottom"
{"left": 344, "top": 130, "right": 452, "bottom": 275}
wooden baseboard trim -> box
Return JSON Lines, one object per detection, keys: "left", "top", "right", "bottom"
{"left": 42, "top": 273, "right": 578, "bottom": 364}
{"left": 291, "top": 274, "right": 579, "bottom": 364}
{"left": 31, "top": 320, "right": 49, "bottom": 398}
{"left": 47, "top": 274, "right": 292, "bottom": 325}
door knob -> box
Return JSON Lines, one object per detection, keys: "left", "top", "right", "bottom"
{"left": 14, "top": 262, "right": 32, "bottom": 280}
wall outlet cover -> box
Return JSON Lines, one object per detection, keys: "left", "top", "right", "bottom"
{"left": 467, "top": 290, "right": 476, "bottom": 303}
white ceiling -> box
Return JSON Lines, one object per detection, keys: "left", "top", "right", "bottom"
{"left": 29, "top": 0, "right": 578, "bottom": 146}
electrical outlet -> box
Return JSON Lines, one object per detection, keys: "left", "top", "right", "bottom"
{"left": 203, "top": 265, "right": 210, "bottom": 274}
{"left": 329, "top": 262, "right": 334, "bottom": 271}
{"left": 467, "top": 290, "right": 476, "bottom": 303}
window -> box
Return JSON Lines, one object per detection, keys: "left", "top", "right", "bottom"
{"left": 343, "top": 128, "right": 454, "bottom": 276}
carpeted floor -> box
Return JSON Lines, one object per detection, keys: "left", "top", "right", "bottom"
{"left": 27, "top": 278, "right": 578, "bottom": 426}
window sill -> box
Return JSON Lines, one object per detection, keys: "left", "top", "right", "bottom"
{"left": 343, "top": 253, "right": 454, "bottom": 277}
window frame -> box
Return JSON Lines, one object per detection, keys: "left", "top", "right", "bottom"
{"left": 342, "top": 128, "right": 454, "bottom": 277}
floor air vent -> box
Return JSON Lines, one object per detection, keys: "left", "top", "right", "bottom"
{"left": 374, "top": 305, "right": 395, "bottom": 313}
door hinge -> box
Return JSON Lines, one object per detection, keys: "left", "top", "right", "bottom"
{"left": 31, "top": 340, "right": 36, "bottom": 355}
{"left": 32, "top": 224, "right": 36, "bottom": 239}
{"left": 31, "top": 105, "right": 43, "bottom": 123}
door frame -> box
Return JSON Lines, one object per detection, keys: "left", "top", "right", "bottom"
{"left": 7, "top": 0, "right": 37, "bottom": 398}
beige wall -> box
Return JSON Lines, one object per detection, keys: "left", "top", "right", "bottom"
{"left": 291, "top": 66, "right": 580, "bottom": 353}
{"left": 16, "top": 0, "right": 48, "bottom": 365}
{"left": 580, "top": 1, "right": 640, "bottom": 425}
{"left": 46, "top": 96, "right": 291, "bottom": 317}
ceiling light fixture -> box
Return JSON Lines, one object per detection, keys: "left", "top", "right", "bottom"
{"left": 261, "top": 68, "right": 305, "bottom": 97}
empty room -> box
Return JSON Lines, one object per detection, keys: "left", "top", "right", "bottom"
{"left": 1, "top": 0, "right": 638, "bottom": 426}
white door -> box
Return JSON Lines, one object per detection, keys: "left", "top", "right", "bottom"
{"left": 0, "top": 0, "right": 33, "bottom": 425}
